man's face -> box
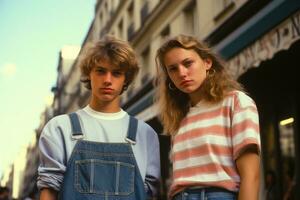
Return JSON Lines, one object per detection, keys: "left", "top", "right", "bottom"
{"left": 89, "top": 58, "right": 126, "bottom": 107}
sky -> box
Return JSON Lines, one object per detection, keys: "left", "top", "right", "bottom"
{"left": 0, "top": 0, "right": 96, "bottom": 179}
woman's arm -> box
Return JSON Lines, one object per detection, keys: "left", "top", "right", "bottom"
{"left": 236, "top": 149, "right": 260, "bottom": 200}
{"left": 39, "top": 188, "right": 58, "bottom": 200}
{"left": 232, "top": 92, "right": 261, "bottom": 199}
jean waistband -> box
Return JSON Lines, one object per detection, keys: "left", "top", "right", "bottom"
{"left": 177, "top": 187, "right": 237, "bottom": 196}
{"left": 190, "top": 187, "right": 235, "bottom": 193}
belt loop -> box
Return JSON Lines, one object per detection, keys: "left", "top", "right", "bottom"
{"left": 182, "top": 191, "right": 187, "bottom": 200}
{"left": 202, "top": 188, "right": 205, "bottom": 200}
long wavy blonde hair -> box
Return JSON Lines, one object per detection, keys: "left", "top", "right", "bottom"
{"left": 155, "top": 34, "right": 243, "bottom": 135}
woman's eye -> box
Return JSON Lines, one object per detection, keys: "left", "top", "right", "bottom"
{"left": 168, "top": 67, "right": 177, "bottom": 72}
{"left": 184, "top": 60, "right": 193, "bottom": 67}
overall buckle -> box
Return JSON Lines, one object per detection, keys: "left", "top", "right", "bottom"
{"left": 125, "top": 137, "right": 136, "bottom": 145}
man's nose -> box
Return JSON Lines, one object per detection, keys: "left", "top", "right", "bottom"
{"left": 103, "top": 72, "right": 112, "bottom": 83}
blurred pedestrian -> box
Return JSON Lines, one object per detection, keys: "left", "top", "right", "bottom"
{"left": 24, "top": 190, "right": 36, "bottom": 200}
{"left": 155, "top": 34, "right": 261, "bottom": 200}
{"left": 0, "top": 186, "right": 9, "bottom": 200}
{"left": 283, "top": 169, "right": 295, "bottom": 200}
{"left": 265, "top": 169, "right": 277, "bottom": 200}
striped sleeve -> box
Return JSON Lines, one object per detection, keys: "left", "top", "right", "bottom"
{"left": 231, "top": 92, "right": 261, "bottom": 160}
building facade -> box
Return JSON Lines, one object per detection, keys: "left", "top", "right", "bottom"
{"left": 89, "top": 0, "right": 300, "bottom": 199}
{"left": 6, "top": 0, "right": 299, "bottom": 199}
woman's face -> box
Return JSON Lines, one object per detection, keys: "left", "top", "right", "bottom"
{"left": 164, "top": 47, "right": 212, "bottom": 100}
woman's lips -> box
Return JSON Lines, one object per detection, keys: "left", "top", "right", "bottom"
{"left": 180, "top": 80, "right": 192, "bottom": 86}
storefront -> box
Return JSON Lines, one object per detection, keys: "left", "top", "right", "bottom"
{"left": 239, "top": 39, "right": 299, "bottom": 199}
{"left": 225, "top": 7, "right": 300, "bottom": 200}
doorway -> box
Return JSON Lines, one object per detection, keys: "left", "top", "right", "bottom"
{"left": 238, "top": 40, "right": 300, "bottom": 199}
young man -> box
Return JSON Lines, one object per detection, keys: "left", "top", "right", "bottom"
{"left": 37, "top": 36, "right": 161, "bottom": 200}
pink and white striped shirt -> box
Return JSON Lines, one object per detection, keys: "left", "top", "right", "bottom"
{"left": 170, "top": 90, "right": 260, "bottom": 198}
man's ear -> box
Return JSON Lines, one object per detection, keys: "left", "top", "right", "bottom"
{"left": 123, "top": 83, "right": 128, "bottom": 91}
{"left": 120, "top": 82, "right": 128, "bottom": 94}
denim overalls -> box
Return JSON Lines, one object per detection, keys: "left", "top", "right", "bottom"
{"left": 58, "top": 113, "right": 146, "bottom": 200}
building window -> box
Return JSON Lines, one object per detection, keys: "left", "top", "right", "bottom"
{"left": 99, "top": 12, "right": 103, "bottom": 25}
{"left": 160, "top": 25, "right": 170, "bottom": 43}
{"left": 118, "top": 19, "right": 123, "bottom": 39}
{"left": 127, "top": 2, "right": 135, "bottom": 40}
{"left": 183, "top": 0, "right": 196, "bottom": 35}
{"left": 128, "top": 23, "right": 135, "bottom": 41}
{"left": 104, "top": 1, "right": 108, "bottom": 12}
{"left": 127, "top": 2, "right": 134, "bottom": 23}
{"left": 141, "top": 46, "right": 150, "bottom": 84}
{"left": 213, "top": 0, "right": 235, "bottom": 21}
{"left": 223, "top": 0, "right": 234, "bottom": 8}
{"left": 140, "top": 1, "right": 149, "bottom": 24}
{"left": 127, "top": 87, "right": 134, "bottom": 98}
{"left": 161, "top": 25, "right": 170, "bottom": 37}
{"left": 278, "top": 117, "right": 296, "bottom": 199}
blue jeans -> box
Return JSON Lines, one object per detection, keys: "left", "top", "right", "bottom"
{"left": 173, "top": 188, "right": 237, "bottom": 200}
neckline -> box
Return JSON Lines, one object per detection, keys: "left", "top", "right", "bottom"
{"left": 83, "top": 105, "right": 126, "bottom": 120}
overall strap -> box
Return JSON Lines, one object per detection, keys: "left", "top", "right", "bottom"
{"left": 68, "top": 112, "right": 84, "bottom": 140}
{"left": 125, "top": 116, "right": 138, "bottom": 145}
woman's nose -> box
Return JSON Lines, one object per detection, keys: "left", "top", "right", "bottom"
{"left": 178, "top": 65, "right": 187, "bottom": 77}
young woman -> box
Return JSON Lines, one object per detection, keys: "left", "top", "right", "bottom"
{"left": 155, "top": 34, "right": 260, "bottom": 200}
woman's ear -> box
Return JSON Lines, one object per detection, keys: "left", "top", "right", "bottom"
{"left": 204, "top": 58, "right": 212, "bottom": 70}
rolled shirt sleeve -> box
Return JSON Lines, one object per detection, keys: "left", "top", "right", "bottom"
{"left": 231, "top": 92, "right": 261, "bottom": 160}
{"left": 37, "top": 117, "right": 68, "bottom": 191}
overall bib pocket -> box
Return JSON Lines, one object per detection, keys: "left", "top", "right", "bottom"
{"left": 75, "top": 159, "right": 135, "bottom": 195}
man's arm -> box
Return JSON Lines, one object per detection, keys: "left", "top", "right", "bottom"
{"left": 37, "top": 117, "right": 69, "bottom": 198}
{"left": 39, "top": 188, "right": 58, "bottom": 200}
{"left": 145, "top": 128, "right": 161, "bottom": 198}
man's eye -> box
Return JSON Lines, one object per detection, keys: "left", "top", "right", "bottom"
{"left": 96, "top": 69, "right": 105, "bottom": 73}
{"left": 113, "top": 71, "right": 123, "bottom": 76}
